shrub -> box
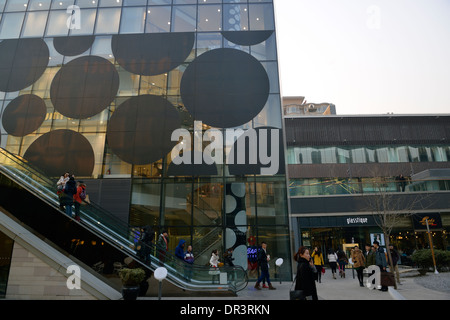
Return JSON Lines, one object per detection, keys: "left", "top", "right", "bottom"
{"left": 119, "top": 268, "right": 146, "bottom": 286}
{"left": 411, "top": 249, "right": 450, "bottom": 272}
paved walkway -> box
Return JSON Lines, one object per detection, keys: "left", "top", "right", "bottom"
{"left": 152, "top": 268, "right": 450, "bottom": 300}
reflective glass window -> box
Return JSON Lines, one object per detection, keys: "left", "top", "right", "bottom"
{"left": 198, "top": 4, "right": 222, "bottom": 32}
{"left": 249, "top": 3, "right": 274, "bottom": 30}
{"left": 5, "top": 0, "right": 29, "bottom": 12}
{"left": 223, "top": 3, "right": 248, "bottom": 31}
{"left": 120, "top": 6, "right": 146, "bottom": 33}
{"left": 22, "top": 11, "right": 49, "bottom": 37}
{"left": 29, "top": 0, "right": 52, "bottom": 10}
{"left": 46, "top": 9, "right": 70, "bottom": 36}
{"left": 172, "top": 5, "right": 196, "bottom": 32}
{"left": 69, "top": 8, "right": 96, "bottom": 35}
{"left": 0, "top": 12, "right": 25, "bottom": 39}
{"left": 95, "top": 7, "right": 121, "bottom": 34}
{"left": 145, "top": 5, "right": 171, "bottom": 32}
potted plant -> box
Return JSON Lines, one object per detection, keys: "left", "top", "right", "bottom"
{"left": 119, "top": 268, "right": 146, "bottom": 300}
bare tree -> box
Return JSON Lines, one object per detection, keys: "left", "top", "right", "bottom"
{"left": 363, "top": 176, "right": 432, "bottom": 290}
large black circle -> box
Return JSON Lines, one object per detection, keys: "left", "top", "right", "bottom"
{"left": 53, "top": 35, "right": 95, "bottom": 56}
{"left": 50, "top": 55, "right": 119, "bottom": 119}
{"left": 106, "top": 95, "right": 181, "bottom": 165}
{"left": 180, "top": 48, "right": 270, "bottom": 128}
{"left": 0, "top": 38, "right": 49, "bottom": 92}
{"left": 111, "top": 32, "right": 195, "bottom": 76}
{"left": 2, "top": 94, "right": 47, "bottom": 137}
{"left": 23, "top": 129, "right": 95, "bottom": 177}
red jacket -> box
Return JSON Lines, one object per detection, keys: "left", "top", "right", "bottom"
{"left": 73, "top": 186, "right": 85, "bottom": 204}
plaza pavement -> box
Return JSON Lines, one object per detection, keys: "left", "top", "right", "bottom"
{"left": 152, "top": 267, "right": 450, "bottom": 300}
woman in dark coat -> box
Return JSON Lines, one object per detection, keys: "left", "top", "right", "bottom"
{"left": 61, "top": 176, "right": 77, "bottom": 218}
{"left": 294, "top": 246, "right": 318, "bottom": 300}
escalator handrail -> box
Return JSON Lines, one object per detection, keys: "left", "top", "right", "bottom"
{"left": 0, "top": 148, "right": 248, "bottom": 292}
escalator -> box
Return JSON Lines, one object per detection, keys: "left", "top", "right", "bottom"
{"left": 0, "top": 147, "right": 248, "bottom": 295}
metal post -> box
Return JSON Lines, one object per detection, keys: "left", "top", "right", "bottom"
{"left": 425, "top": 219, "right": 439, "bottom": 274}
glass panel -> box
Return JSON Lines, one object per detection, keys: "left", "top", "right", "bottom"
{"left": 46, "top": 9, "right": 70, "bottom": 36}
{"left": 0, "top": 12, "right": 25, "bottom": 39}
{"left": 29, "top": 0, "right": 52, "bottom": 10}
{"left": 163, "top": 182, "right": 192, "bottom": 227}
{"left": 95, "top": 7, "right": 121, "bottom": 34}
{"left": 198, "top": 4, "right": 222, "bottom": 32}
{"left": 249, "top": 3, "right": 274, "bottom": 30}
{"left": 145, "top": 5, "right": 171, "bottom": 32}
{"left": 5, "top": 0, "right": 29, "bottom": 12}
{"left": 22, "top": 11, "right": 49, "bottom": 38}
{"left": 171, "top": 5, "right": 196, "bottom": 32}
{"left": 193, "top": 180, "right": 222, "bottom": 226}
{"left": 69, "top": 8, "right": 96, "bottom": 35}
{"left": 130, "top": 181, "right": 161, "bottom": 226}
{"left": 99, "top": 0, "right": 122, "bottom": 6}
{"left": 223, "top": 3, "right": 248, "bottom": 31}
{"left": 255, "top": 179, "right": 287, "bottom": 225}
{"left": 51, "top": 0, "right": 74, "bottom": 9}
{"left": 120, "top": 6, "right": 146, "bottom": 34}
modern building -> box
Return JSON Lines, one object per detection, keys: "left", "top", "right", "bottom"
{"left": 285, "top": 114, "right": 450, "bottom": 259}
{"left": 282, "top": 96, "right": 336, "bottom": 117}
{"left": 0, "top": 0, "right": 292, "bottom": 299}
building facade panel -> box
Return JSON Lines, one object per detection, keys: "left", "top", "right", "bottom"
{"left": 0, "top": 0, "right": 291, "bottom": 281}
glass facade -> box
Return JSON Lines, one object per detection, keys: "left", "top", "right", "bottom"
{"left": 0, "top": 0, "right": 291, "bottom": 280}
{"left": 287, "top": 145, "right": 450, "bottom": 165}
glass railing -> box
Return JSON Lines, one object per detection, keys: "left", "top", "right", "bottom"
{"left": 0, "top": 147, "right": 248, "bottom": 293}
{"left": 289, "top": 177, "right": 450, "bottom": 197}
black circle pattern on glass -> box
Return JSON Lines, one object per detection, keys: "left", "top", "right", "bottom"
{"left": 111, "top": 33, "right": 195, "bottom": 76}
{"left": 2, "top": 94, "right": 47, "bottom": 137}
{"left": 0, "top": 38, "right": 49, "bottom": 92}
{"left": 180, "top": 48, "right": 270, "bottom": 128}
{"left": 106, "top": 94, "right": 181, "bottom": 165}
{"left": 53, "top": 35, "right": 95, "bottom": 56}
{"left": 23, "top": 129, "right": 95, "bottom": 177}
{"left": 50, "top": 55, "right": 119, "bottom": 119}
{"left": 221, "top": 30, "right": 274, "bottom": 46}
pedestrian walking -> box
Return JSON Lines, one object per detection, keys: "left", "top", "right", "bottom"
{"left": 156, "top": 230, "right": 169, "bottom": 265}
{"left": 364, "top": 245, "right": 375, "bottom": 267}
{"left": 57, "top": 172, "right": 69, "bottom": 209}
{"left": 373, "top": 240, "right": 388, "bottom": 292}
{"left": 254, "top": 242, "right": 276, "bottom": 290}
{"left": 210, "top": 249, "right": 220, "bottom": 268}
{"left": 61, "top": 175, "right": 76, "bottom": 218}
{"left": 293, "top": 246, "right": 318, "bottom": 300}
{"left": 337, "top": 248, "right": 348, "bottom": 278}
{"left": 351, "top": 246, "right": 366, "bottom": 287}
{"left": 184, "top": 245, "right": 194, "bottom": 281}
{"left": 175, "top": 239, "right": 186, "bottom": 260}
{"left": 311, "top": 246, "right": 324, "bottom": 283}
{"left": 327, "top": 249, "right": 338, "bottom": 279}
{"left": 73, "top": 180, "right": 86, "bottom": 221}
{"left": 224, "top": 248, "right": 235, "bottom": 267}
{"left": 136, "top": 225, "right": 154, "bottom": 264}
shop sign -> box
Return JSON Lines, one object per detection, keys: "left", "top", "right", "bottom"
{"left": 346, "top": 217, "right": 369, "bottom": 225}
{"left": 412, "top": 213, "right": 443, "bottom": 231}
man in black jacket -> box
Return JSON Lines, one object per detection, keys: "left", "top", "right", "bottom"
{"left": 254, "top": 242, "right": 276, "bottom": 290}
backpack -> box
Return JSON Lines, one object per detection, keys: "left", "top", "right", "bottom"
{"left": 79, "top": 187, "right": 86, "bottom": 200}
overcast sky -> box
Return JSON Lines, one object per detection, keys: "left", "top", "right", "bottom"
{"left": 274, "top": 0, "right": 450, "bottom": 115}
